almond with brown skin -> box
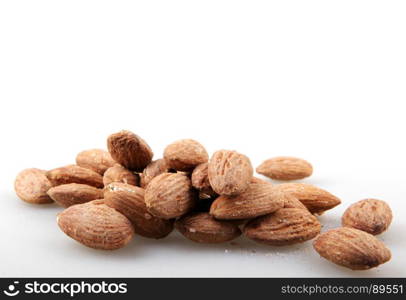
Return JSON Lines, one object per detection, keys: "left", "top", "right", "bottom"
{"left": 47, "top": 183, "right": 103, "bottom": 207}
{"left": 14, "top": 168, "right": 53, "bottom": 204}
{"left": 145, "top": 173, "right": 196, "bottom": 219}
{"left": 208, "top": 150, "right": 253, "bottom": 196}
{"left": 313, "top": 227, "right": 391, "bottom": 270}
{"left": 46, "top": 165, "right": 104, "bottom": 188}
{"left": 75, "top": 149, "right": 116, "bottom": 175}
{"left": 140, "top": 159, "right": 169, "bottom": 188}
{"left": 342, "top": 199, "right": 392, "bottom": 235}
{"left": 176, "top": 212, "right": 241, "bottom": 243}
{"left": 107, "top": 130, "right": 153, "bottom": 171}
{"left": 244, "top": 208, "right": 321, "bottom": 246}
{"left": 283, "top": 196, "right": 308, "bottom": 210}
{"left": 191, "top": 163, "right": 217, "bottom": 198}
{"left": 164, "top": 139, "right": 209, "bottom": 171}
{"left": 104, "top": 182, "right": 173, "bottom": 239}
{"left": 256, "top": 156, "right": 313, "bottom": 180}
{"left": 276, "top": 183, "right": 341, "bottom": 215}
{"left": 209, "top": 182, "right": 285, "bottom": 220}
{"left": 103, "top": 164, "right": 139, "bottom": 186}
{"left": 57, "top": 201, "right": 134, "bottom": 250}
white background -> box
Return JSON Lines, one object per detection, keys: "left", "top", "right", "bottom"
{"left": 0, "top": 0, "right": 405, "bottom": 277}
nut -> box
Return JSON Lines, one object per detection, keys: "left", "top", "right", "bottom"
{"left": 313, "top": 227, "right": 391, "bottom": 270}
{"left": 140, "top": 159, "right": 169, "bottom": 188}
{"left": 76, "top": 149, "right": 116, "bottom": 175}
{"left": 342, "top": 199, "right": 392, "bottom": 235}
{"left": 191, "top": 163, "right": 217, "bottom": 198}
{"left": 164, "top": 139, "right": 209, "bottom": 171}
{"left": 103, "top": 164, "right": 139, "bottom": 186}
{"left": 46, "top": 165, "right": 104, "bottom": 188}
{"left": 57, "top": 201, "right": 134, "bottom": 250}
{"left": 14, "top": 168, "right": 53, "bottom": 204}
{"left": 47, "top": 183, "right": 103, "bottom": 207}
{"left": 256, "top": 156, "right": 313, "bottom": 180}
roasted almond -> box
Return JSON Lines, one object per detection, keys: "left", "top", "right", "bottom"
{"left": 104, "top": 182, "right": 173, "bottom": 239}
{"left": 145, "top": 173, "right": 196, "bottom": 219}
{"left": 103, "top": 164, "right": 139, "bottom": 186}
{"left": 244, "top": 208, "right": 321, "bottom": 246}
{"left": 208, "top": 150, "right": 253, "bottom": 196}
{"left": 75, "top": 149, "right": 116, "bottom": 175}
{"left": 140, "top": 159, "right": 169, "bottom": 188}
{"left": 107, "top": 130, "right": 153, "bottom": 171}
{"left": 176, "top": 212, "right": 241, "bottom": 243}
{"left": 256, "top": 156, "right": 313, "bottom": 180}
{"left": 14, "top": 168, "right": 53, "bottom": 204}
{"left": 164, "top": 139, "right": 209, "bottom": 171}
{"left": 209, "top": 182, "right": 285, "bottom": 220}
{"left": 57, "top": 202, "right": 134, "bottom": 250}
{"left": 46, "top": 165, "right": 104, "bottom": 188}
{"left": 47, "top": 183, "right": 103, "bottom": 207}
{"left": 191, "top": 163, "right": 217, "bottom": 198}
{"left": 283, "top": 196, "right": 308, "bottom": 210}
{"left": 342, "top": 199, "right": 393, "bottom": 235}
{"left": 276, "top": 183, "right": 341, "bottom": 215}
{"left": 313, "top": 227, "right": 391, "bottom": 270}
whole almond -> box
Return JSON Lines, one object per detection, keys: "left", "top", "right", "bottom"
{"left": 164, "top": 139, "right": 209, "bottom": 171}
{"left": 57, "top": 202, "right": 134, "bottom": 250}
{"left": 145, "top": 173, "right": 196, "bottom": 219}
{"left": 140, "top": 159, "right": 169, "bottom": 188}
{"left": 107, "top": 130, "right": 153, "bottom": 171}
{"left": 175, "top": 212, "right": 241, "bottom": 243}
{"left": 103, "top": 164, "right": 139, "bottom": 186}
{"left": 209, "top": 182, "right": 285, "bottom": 220}
{"left": 46, "top": 165, "right": 104, "bottom": 188}
{"left": 76, "top": 149, "right": 116, "bottom": 175}
{"left": 342, "top": 199, "right": 393, "bottom": 235}
{"left": 208, "top": 150, "right": 253, "bottom": 196}
{"left": 256, "top": 156, "right": 313, "bottom": 180}
{"left": 313, "top": 227, "right": 391, "bottom": 270}
{"left": 104, "top": 182, "right": 173, "bottom": 239}
{"left": 191, "top": 163, "right": 217, "bottom": 198}
{"left": 244, "top": 208, "right": 321, "bottom": 246}
{"left": 276, "top": 183, "right": 341, "bottom": 215}
{"left": 47, "top": 183, "right": 103, "bottom": 207}
{"left": 14, "top": 168, "right": 53, "bottom": 204}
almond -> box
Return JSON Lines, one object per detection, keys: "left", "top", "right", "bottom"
{"left": 145, "top": 173, "right": 196, "bottom": 219}
{"left": 75, "top": 149, "right": 116, "bottom": 175}
{"left": 103, "top": 164, "right": 139, "bottom": 186}
{"left": 47, "top": 183, "right": 103, "bottom": 207}
{"left": 313, "top": 227, "right": 391, "bottom": 270}
{"left": 14, "top": 168, "right": 53, "bottom": 204}
{"left": 164, "top": 139, "right": 209, "bottom": 171}
{"left": 342, "top": 199, "right": 392, "bottom": 235}
{"left": 107, "top": 130, "right": 153, "bottom": 171}
{"left": 104, "top": 182, "right": 173, "bottom": 239}
{"left": 46, "top": 165, "right": 104, "bottom": 188}
{"left": 283, "top": 196, "right": 308, "bottom": 210}
{"left": 57, "top": 201, "right": 134, "bottom": 250}
{"left": 256, "top": 156, "right": 313, "bottom": 180}
{"left": 191, "top": 163, "right": 217, "bottom": 198}
{"left": 276, "top": 183, "right": 341, "bottom": 215}
{"left": 208, "top": 150, "right": 253, "bottom": 196}
{"left": 209, "top": 182, "right": 285, "bottom": 220}
{"left": 140, "top": 159, "right": 169, "bottom": 188}
{"left": 244, "top": 208, "right": 321, "bottom": 246}
{"left": 175, "top": 212, "right": 241, "bottom": 243}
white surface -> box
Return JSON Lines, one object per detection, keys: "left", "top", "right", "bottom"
{"left": 0, "top": 0, "right": 405, "bottom": 277}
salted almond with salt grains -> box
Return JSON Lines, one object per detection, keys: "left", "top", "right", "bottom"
{"left": 103, "top": 164, "right": 139, "bottom": 186}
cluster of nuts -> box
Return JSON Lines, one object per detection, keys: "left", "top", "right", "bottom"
{"left": 14, "top": 130, "right": 393, "bottom": 271}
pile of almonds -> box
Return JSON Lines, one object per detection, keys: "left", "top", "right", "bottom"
{"left": 14, "top": 130, "right": 393, "bottom": 271}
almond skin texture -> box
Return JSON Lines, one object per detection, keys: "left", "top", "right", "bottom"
{"left": 209, "top": 182, "right": 285, "bottom": 220}
{"left": 57, "top": 202, "right": 134, "bottom": 250}
{"left": 313, "top": 227, "right": 391, "bottom": 270}
{"left": 103, "top": 164, "right": 139, "bottom": 187}
{"left": 244, "top": 208, "right": 321, "bottom": 246}
{"left": 342, "top": 199, "right": 393, "bottom": 235}
{"left": 276, "top": 183, "right": 341, "bottom": 215}
{"left": 208, "top": 150, "right": 253, "bottom": 196}
{"left": 145, "top": 173, "right": 196, "bottom": 219}
{"left": 176, "top": 212, "right": 241, "bottom": 243}
{"left": 14, "top": 168, "right": 53, "bottom": 204}
{"left": 140, "top": 159, "right": 169, "bottom": 188}
{"left": 164, "top": 139, "right": 209, "bottom": 172}
{"left": 283, "top": 196, "right": 308, "bottom": 210}
{"left": 104, "top": 182, "right": 173, "bottom": 239}
{"left": 256, "top": 156, "right": 313, "bottom": 180}
{"left": 46, "top": 165, "right": 104, "bottom": 188}
{"left": 107, "top": 130, "right": 153, "bottom": 171}
{"left": 47, "top": 183, "right": 103, "bottom": 207}
{"left": 191, "top": 163, "right": 217, "bottom": 198}
{"left": 75, "top": 149, "right": 116, "bottom": 175}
